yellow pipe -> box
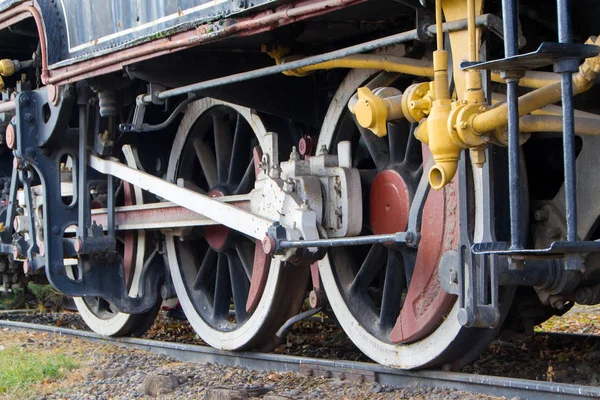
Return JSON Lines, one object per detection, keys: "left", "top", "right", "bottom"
{"left": 281, "top": 54, "right": 434, "bottom": 77}
{"left": 491, "top": 92, "right": 600, "bottom": 119}
{"left": 491, "top": 70, "right": 560, "bottom": 89}
{"left": 467, "top": 0, "right": 477, "bottom": 62}
{"left": 473, "top": 69, "right": 595, "bottom": 133}
{"left": 281, "top": 53, "right": 561, "bottom": 89}
{"left": 436, "top": 0, "right": 444, "bottom": 51}
{"left": 520, "top": 115, "right": 600, "bottom": 135}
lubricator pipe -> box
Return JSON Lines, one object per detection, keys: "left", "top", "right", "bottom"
{"left": 141, "top": 14, "right": 500, "bottom": 104}
{"left": 281, "top": 55, "right": 434, "bottom": 77}
{"left": 282, "top": 56, "right": 559, "bottom": 88}
{"left": 520, "top": 115, "right": 600, "bottom": 135}
{"left": 472, "top": 36, "right": 600, "bottom": 134}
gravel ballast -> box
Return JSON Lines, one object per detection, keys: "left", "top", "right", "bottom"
{"left": 0, "top": 331, "right": 505, "bottom": 399}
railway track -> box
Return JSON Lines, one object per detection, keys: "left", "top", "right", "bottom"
{"left": 1, "top": 319, "right": 598, "bottom": 400}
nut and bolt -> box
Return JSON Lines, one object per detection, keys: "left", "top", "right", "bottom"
{"left": 289, "top": 146, "right": 300, "bottom": 161}
{"left": 283, "top": 178, "right": 295, "bottom": 193}
{"left": 73, "top": 238, "right": 84, "bottom": 254}
{"left": 24, "top": 113, "right": 34, "bottom": 123}
{"left": 450, "top": 270, "right": 458, "bottom": 284}
{"left": 262, "top": 235, "right": 276, "bottom": 255}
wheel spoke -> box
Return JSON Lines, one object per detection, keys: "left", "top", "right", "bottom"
{"left": 213, "top": 113, "right": 233, "bottom": 184}
{"left": 228, "top": 115, "right": 250, "bottom": 185}
{"left": 399, "top": 247, "right": 417, "bottom": 288}
{"left": 353, "top": 121, "right": 390, "bottom": 171}
{"left": 193, "top": 248, "right": 217, "bottom": 290}
{"left": 228, "top": 253, "right": 250, "bottom": 323}
{"left": 192, "top": 138, "right": 218, "bottom": 189}
{"left": 234, "top": 159, "right": 256, "bottom": 195}
{"left": 350, "top": 244, "right": 386, "bottom": 292}
{"left": 379, "top": 250, "right": 405, "bottom": 328}
{"left": 235, "top": 242, "right": 254, "bottom": 281}
{"left": 388, "top": 121, "right": 410, "bottom": 165}
{"left": 402, "top": 123, "right": 422, "bottom": 169}
{"left": 212, "top": 253, "right": 231, "bottom": 320}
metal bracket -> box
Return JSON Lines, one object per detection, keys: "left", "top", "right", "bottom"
{"left": 460, "top": 42, "right": 600, "bottom": 71}
{"left": 12, "top": 90, "right": 161, "bottom": 314}
{"left": 456, "top": 154, "right": 500, "bottom": 329}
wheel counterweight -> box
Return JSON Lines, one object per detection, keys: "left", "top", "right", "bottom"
{"left": 316, "top": 67, "right": 514, "bottom": 369}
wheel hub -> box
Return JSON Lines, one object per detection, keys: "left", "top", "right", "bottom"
{"left": 370, "top": 169, "right": 410, "bottom": 234}
{"left": 204, "top": 189, "right": 230, "bottom": 252}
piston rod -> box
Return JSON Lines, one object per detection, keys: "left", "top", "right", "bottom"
{"left": 279, "top": 232, "right": 409, "bottom": 249}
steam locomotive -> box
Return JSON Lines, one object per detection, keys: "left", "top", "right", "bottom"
{"left": 0, "top": 0, "right": 597, "bottom": 369}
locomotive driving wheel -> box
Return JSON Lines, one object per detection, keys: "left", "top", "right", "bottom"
{"left": 165, "top": 98, "right": 307, "bottom": 351}
{"left": 317, "top": 69, "right": 514, "bottom": 369}
{"left": 73, "top": 145, "right": 160, "bottom": 337}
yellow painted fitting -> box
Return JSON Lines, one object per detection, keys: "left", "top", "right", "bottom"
{"left": 417, "top": 98, "right": 461, "bottom": 189}
{"left": 433, "top": 50, "right": 450, "bottom": 100}
{"left": 354, "top": 87, "right": 390, "bottom": 137}
{"left": 450, "top": 103, "right": 488, "bottom": 147}
{"left": 469, "top": 148, "right": 486, "bottom": 168}
{"left": 464, "top": 70, "right": 485, "bottom": 104}
{"left": 351, "top": 87, "right": 405, "bottom": 137}
{"left": 401, "top": 82, "right": 433, "bottom": 123}
{"left": 0, "top": 59, "right": 15, "bottom": 77}
{"left": 429, "top": 159, "right": 459, "bottom": 190}
{"left": 281, "top": 54, "right": 435, "bottom": 78}
{"left": 261, "top": 44, "right": 290, "bottom": 61}
{"left": 0, "top": 76, "right": 4, "bottom": 91}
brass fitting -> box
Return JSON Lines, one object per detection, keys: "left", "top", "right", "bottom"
{"left": 349, "top": 87, "right": 404, "bottom": 137}
{"left": 0, "top": 59, "right": 15, "bottom": 77}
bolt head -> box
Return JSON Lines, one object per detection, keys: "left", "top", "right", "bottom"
{"left": 23, "top": 259, "right": 31, "bottom": 274}
{"left": 262, "top": 235, "right": 276, "bottom": 255}
{"left": 5, "top": 123, "right": 15, "bottom": 149}
{"left": 74, "top": 238, "right": 83, "bottom": 254}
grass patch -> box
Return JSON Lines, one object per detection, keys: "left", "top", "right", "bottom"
{"left": 0, "top": 344, "right": 78, "bottom": 399}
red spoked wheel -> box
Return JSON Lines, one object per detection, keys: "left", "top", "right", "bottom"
{"left": 317, "top": 67, "right": 514, "bottom": 369}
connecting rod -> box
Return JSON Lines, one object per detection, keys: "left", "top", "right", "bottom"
{"left": 89, "top": 155, "right": 273, "bottom": 241}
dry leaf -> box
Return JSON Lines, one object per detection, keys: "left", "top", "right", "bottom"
{"left": 267, "top": 373, "right": 283, "bottom": 381}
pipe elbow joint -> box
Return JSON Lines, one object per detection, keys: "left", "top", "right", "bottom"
{"left": 429, "top": 160, "right": 459, "bottom": 190}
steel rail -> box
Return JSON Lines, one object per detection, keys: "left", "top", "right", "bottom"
{"left": 1, "top": 319, "right": 598, "bottom": 399}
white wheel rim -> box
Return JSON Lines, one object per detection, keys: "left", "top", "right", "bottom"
{"left": 74, "top": 145, "right": 147, "bottom": 336}
{"left": 165, "top": 98, "right": 283, "bottom": 350}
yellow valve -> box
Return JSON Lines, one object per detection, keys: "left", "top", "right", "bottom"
{"left": 354, "top": 87, "right": 390, "bottom": 137}
{"left": 351, "top": 87, "right": 405, "bottom": 137}
{"left": 401, "top": 82, "right": 433, "bottom": 123}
